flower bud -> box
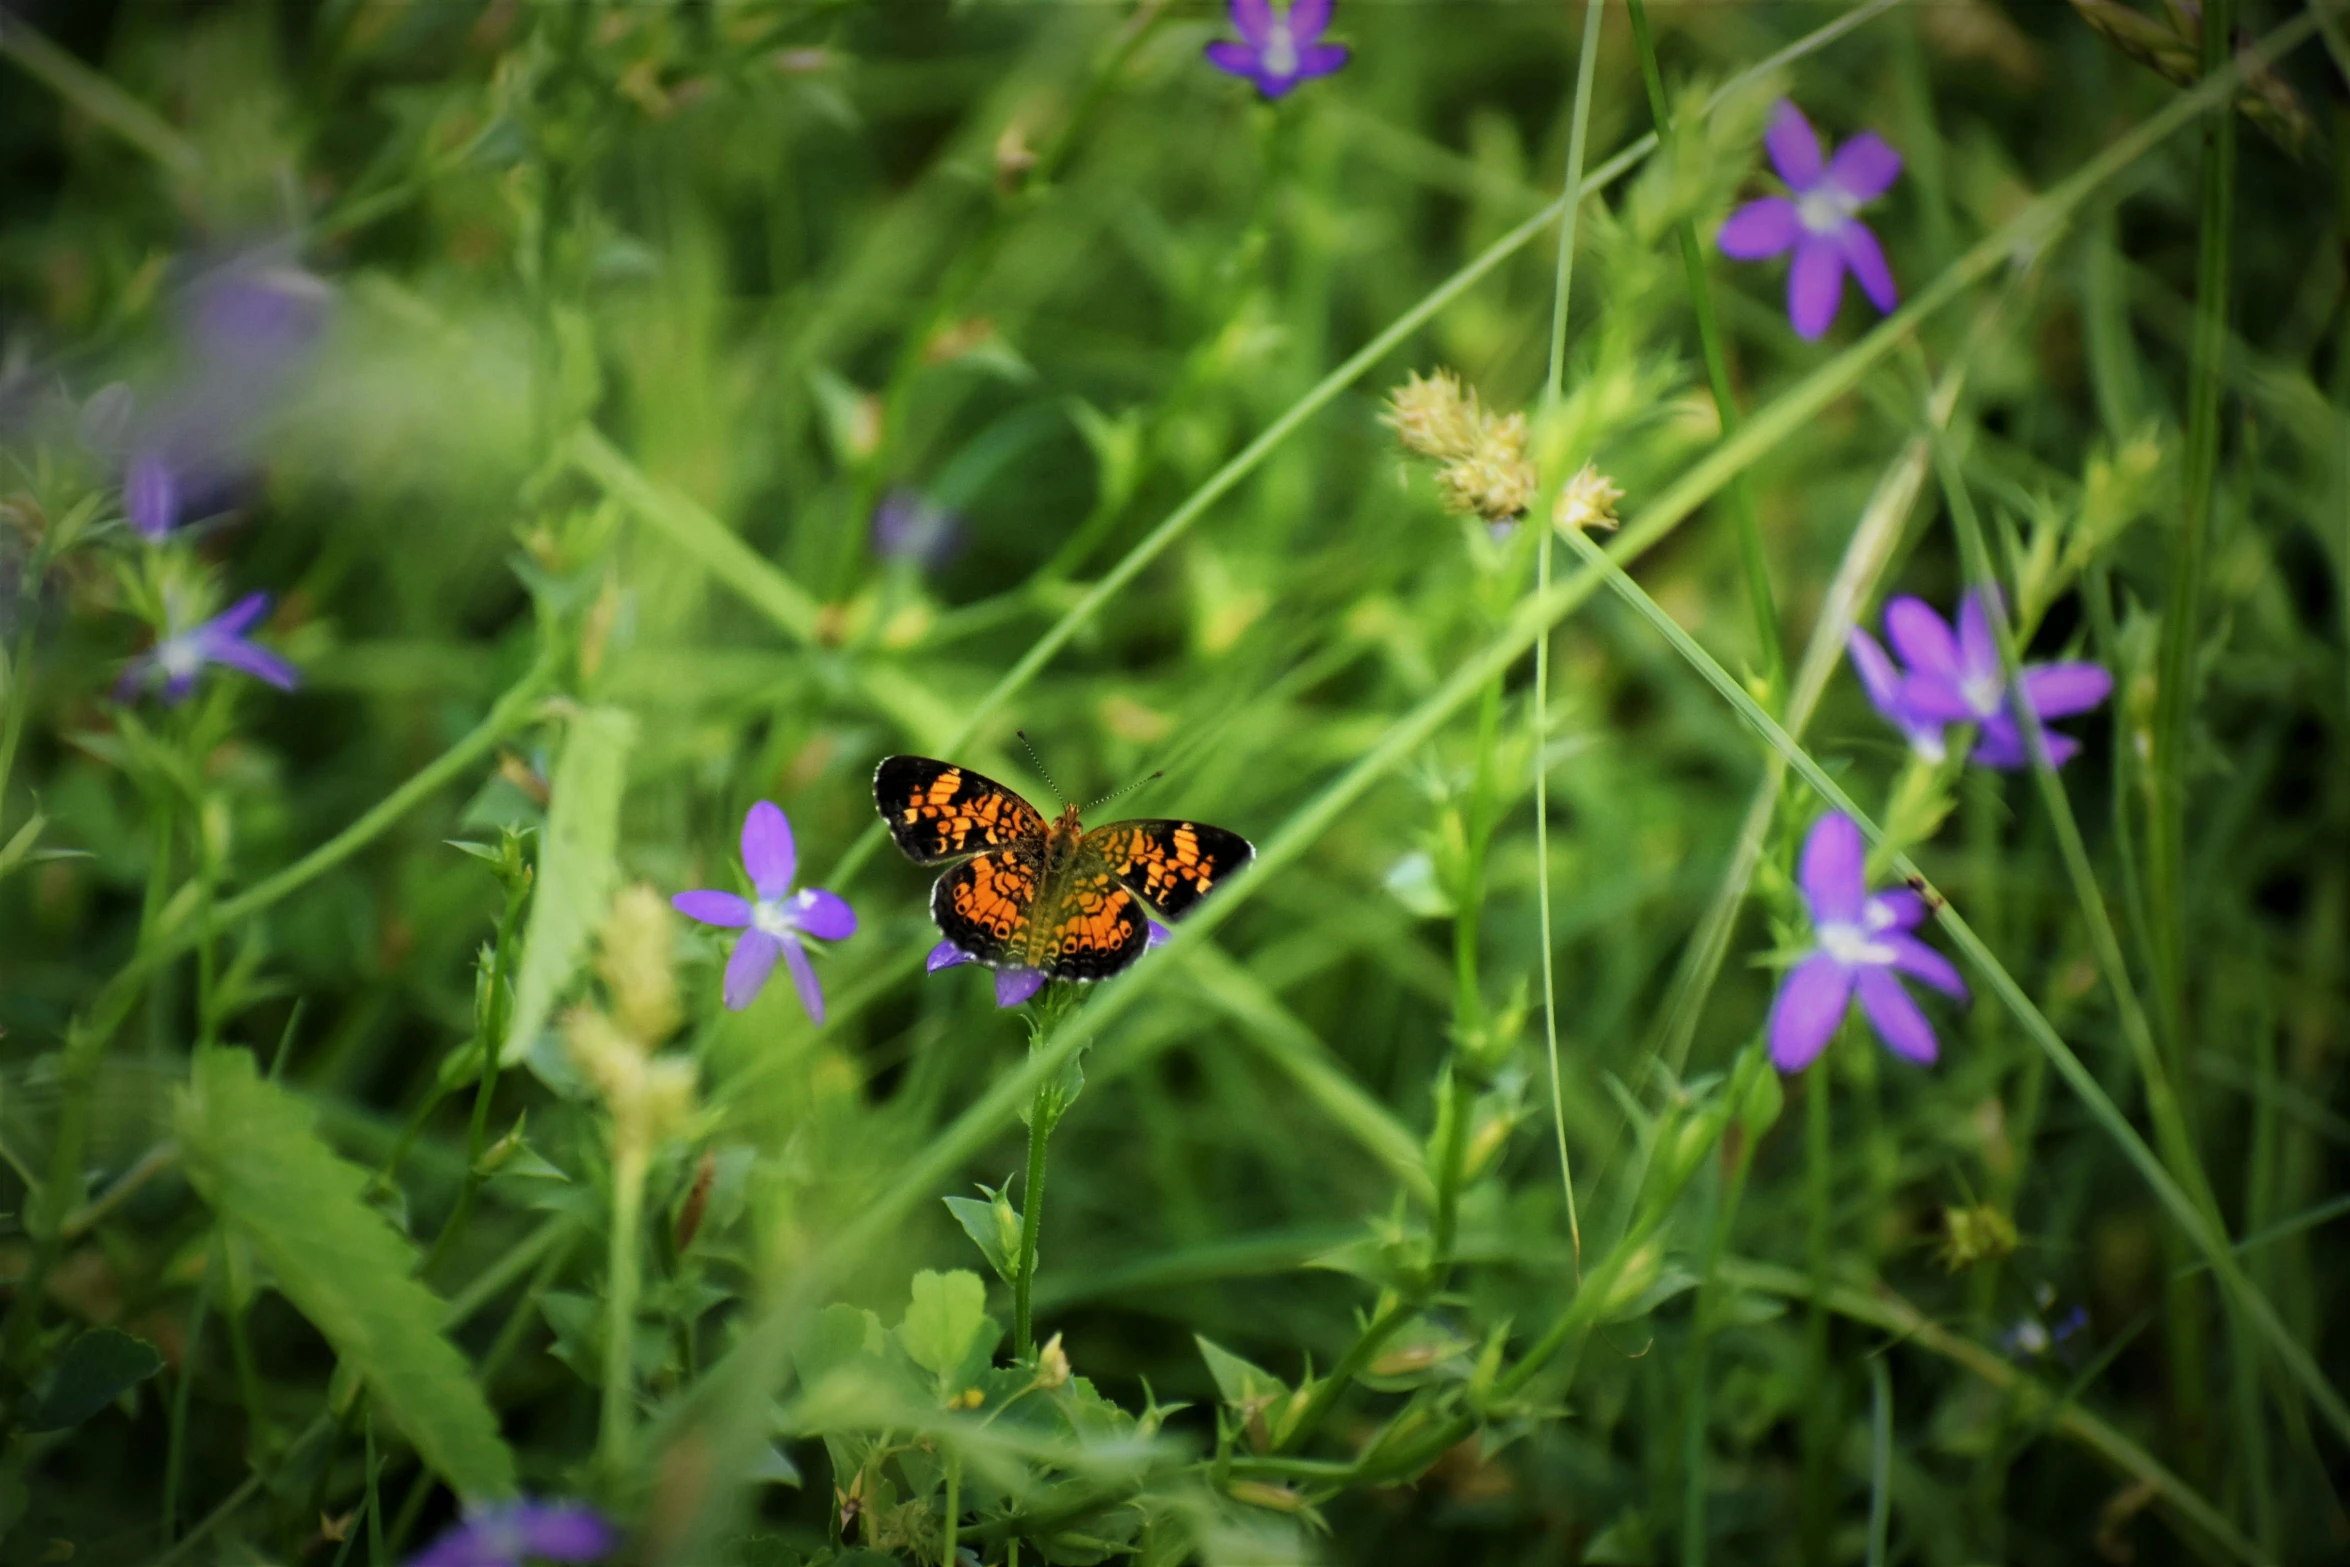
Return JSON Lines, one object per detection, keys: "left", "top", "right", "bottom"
{"left": 1383, "top": 369, "right": 1482, "bottom": 461}
{"left": 1033, "top": 1331, "right": 1071, "bottom": 1391}
{"left": 1553, "top": 462, "right": 1624, "bottom": 535}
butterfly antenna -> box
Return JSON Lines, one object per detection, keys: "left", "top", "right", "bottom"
{"left": 1016, "top": 730, "right": 1068, "bottom": 810}
{"left": 1083, "top": 769, "right": 1164, "bottom": 813}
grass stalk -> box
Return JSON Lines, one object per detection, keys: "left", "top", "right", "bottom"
{"left": 1015, "top": 1079, "right": 1054, "bottom": 1361}
{"left": 600, "top": 1141, "right": 649, "bottom": 1478}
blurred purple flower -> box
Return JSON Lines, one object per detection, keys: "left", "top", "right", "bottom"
{"left": 872, "top": 489, "right": 966, "bottom": 570}
{"left": 1848, "top": 625, "right": 1946, "bottom": 763}
{"left": 121, "top": 254, "right": 330, "bottom": 540}
{"left": 1883, "top": 592, "right": 2111, "bottom": 769}
{"left": 927, "top": 919, "right": 1170, "bottom": 1008}
{"left": 1767, "top": 813, "right": 1967, "bottom": 1073}
{"left": 1999, "top": 1301, "right": 2089, "bottom": 1362}
{"left": 115, "top": 591, "right": 299, "bottom": 704}
{"left": 407, "top": 1499, "right": 615, "bottom": 1567}
{"left": 672, "top": 801, "right": 857, "bottom": 1020}
{"left": 1206, "top": 0, "right": 1348, "bottom": 99}
{"left": 1719, "top": 101, "right": 1901, "bottom": 340}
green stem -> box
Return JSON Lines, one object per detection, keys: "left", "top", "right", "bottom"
{"left": 944, "top": 1455, "right": 961, "bottom": 1567}
{"left": 159, "top": 1248, "right": 213, "bottom": 1550}
{"left": 1680, "top": 1093, "right": 1755, "bottom": 1567}
{"left": 1622, "top": 0, "right": 1785, "bottom": 703}
{"left": 1801, "top": 1064, "right": 1836, "bottom": 1561}
{"left": 1015, "top": 1083, "right": 1054, "bottom": 1361}
{"left": 1866, "top": 1357, "right": 1893, "bottom": 1567}
{"left": 600, "top": 1140, "right": 649, "bottom": 1477}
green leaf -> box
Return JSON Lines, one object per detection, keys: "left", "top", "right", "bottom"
{"left": 897, "top": 1268, "right": 999, "bottom": 1394}
{"left": 1194, "top": 1335, "right": 1286, "bottom": 1411}
{"left": 23, "top": 1327, "right": 164, "bottom": 1432}
{"left": 502, "top": 705, "right": 636, "bottom": 1066}
{"left": 943, "top": 1186, "right": 1020, "bottom": 1284}
{"left": 177, "top": 1047, "right": 517, "bottom": 1499}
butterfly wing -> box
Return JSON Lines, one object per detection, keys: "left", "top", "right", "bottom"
{"left": 874, "top": 755, "right": 1048, "bottom": 865}
{"left": 1036, "top": 856, "right": 1150, "bottom": 982}
{"left": 931, "top": 849, "right": 1043, "bottom": 969}
{"left": 1084, "top": 818, "right": 1254, "bottom": 921}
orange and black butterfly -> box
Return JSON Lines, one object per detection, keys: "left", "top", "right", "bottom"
{"left": 873, "top": 753, "right": 1253, "bottom": 989}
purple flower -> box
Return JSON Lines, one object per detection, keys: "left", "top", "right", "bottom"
{"left": 124, "top": 449, "right": 180, "bottom": 542}
{"left": 672, "top": 801, "right": 858, "bottom": 1020}
{"left": 407, "top": 1499, "right": 615, "bottom": 1567}
{"left": 1719, "top": 101, "right": 1901, "bottom": 340}
{"left": 927, "top": 920, "right": 1170, "bottom": 1009}
{"left": 1847, "top": 626, "right": 1946, "bottom": 764}
{"left": 1205, "top": 0, "right": 1348, "bottom": 99}
{"left": 872, "top": 489, "right": 966, "bottom": 570}
{"left": 1767, "top": 813, "right": 1968, "bottom": 1072}
{"left": 115, "top": 591, "right": 299, "bottom": 704}
{"left": 1882, "top": 592, "right": 2111, "bottom": 770}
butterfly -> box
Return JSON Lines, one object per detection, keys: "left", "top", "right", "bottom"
{"left": 873, "top": 754, "right": 1253, "bottom": 985}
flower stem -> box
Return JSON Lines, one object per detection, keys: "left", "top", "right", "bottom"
{"left": 1014, "top": 1079, "right": 1054, "bottom": 1361}
{"left": 599, "top": 1139, "right": 649, "bottom": 1478}
{"left": 1800, "top": 1059, "right": 1836, "bottom": 1563}
{"left": 1621, "top": 0, "right": 1786, "bottom": 706}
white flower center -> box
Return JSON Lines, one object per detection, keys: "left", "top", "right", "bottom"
{"left": 157, "top": 635, "right": 203, "bottom": 681}
{"left": 1818, "top": 920, "right": 1894, "bottom": 968}
{"left": 1960, "top": 671, "right": 2004, "bottom": 718}
{"left": 752, "top": 897, "right": 799, "bottom": 939}
{"left": 1263, "top": 21, "right": 1298, "bottom": 76}
{"left": 1796, "top": 186, "right": 1856, "bottom": 234}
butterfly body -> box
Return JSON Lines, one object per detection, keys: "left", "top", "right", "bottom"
{"left": 874, "top": 755, "right": 1252, "bottom": 984}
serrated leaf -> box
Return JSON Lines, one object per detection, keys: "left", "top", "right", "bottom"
{"left": 24, "top": 1327, "right": 164, "bottom": 1431}
{"left": 177, "top": 1047, "right": 517, "bottom": 1499}
{"left": 502, "top": 706, "right": 635, "bottom": 1066}
{"left": 898, "top": 1268, "right": 999, "bottom": 1394}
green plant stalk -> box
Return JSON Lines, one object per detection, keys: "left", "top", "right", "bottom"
{"left": 1014, "top": 1083, "right": 1055, "bottom": 1361}
{"left": 0, "top": 16, "right": 202, "bottom": 176}
{"left": 664, "top": 24, "right": 2324, "bottom": 1544}
{"left": 1680, "top": 1095, "right": 1757, "bottom": 1567}
{"left": 1867, "top": 1357, "right": 1893, "bottom": 1567}
{"left": 600, "top": 1140, "right": 650, "bottom": 1477}
{"left": 420, "top": 871, "right": 532, "bottom": 1282}
{"left": 1800, "top": 1061, "right": 1836, "bottom": 1562}
{"left": 944, "top": 1456, "right": 961, "bottom": 1567}
{"left": 160, "top": 1248, "right": 214, "bottom": 1549}
{"left": 0, "top": 618, "right": 39, "bottom": 845}
{"left": 1557, "top": 521, "right": 2350, "bottom": 1450}
{"left": 1622, "top": 0, "right": 1786, "bottom": 705}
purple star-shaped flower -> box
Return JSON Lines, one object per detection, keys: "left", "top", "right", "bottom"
{"left": 1884, "top": 592, "right": 2112, "bottom": 770}
{"left": 1719, "top": 100, "right": 1901, "bottom": 340}
{"left": 407, "top": 1498, "right": 615, "bottom": 1567}
{"left": 672, "top": 801, "right": 858, "bottom": 1021}
{"left": 1767, "top": 813, "right": 1968, "bottom": 1072}
{"left": 1205, "top": 0, "right": 1348, "bottom": 100}
{"left": 1847, "top": 625, "right": 1947, "bottom": 764}
{"left": 927, "top": 919, "right": 1171, "bottom": 1009}
{"left": 115, "top": 591, "right": 299, "bottom": 704}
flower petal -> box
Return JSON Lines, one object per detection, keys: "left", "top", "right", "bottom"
{"left": 1147, "top": 918, "right": 1173, "bottom": 948}
{"left": 1898, "top": 672, "right": 1978, "bottom": 722}
{"left": 1825, "top": 131, "right": 1902, "bottom": 203}
{"left": 740, "top": 800, "right": 796, "bottom": 900}
{"left": 996, "top": 967, "right": 1046, "bottom": 1008}
{"left": 672, "top": 890, "right": 753, "bottom": 928}
{"left": 1204, "top": 39, "right": 1263, "bottom": 80}
{"left": 787, "top": 887, "right": 858, "bottom": 942}
{"left": 1884, "top": 596, "right": 1963, "bottom": 681}
{"left": 1883, "top": 933, "right": 1968, "bottom": 1000}
{"left": 1864, "top": 889, "right": 1929, "bottom": 932}
{"left": 207, "top": 592, "right": 274, "bottom": 639}
{"left": 928, "top": 939, "right": 975, "bottom": 972}
{"left": 1856, "top": 967, "right": 1938, "bottom": 1064}
{"left": 724, "top": 930, "right": 782, "bottom": 1011}
{"left": 514, "top": 1502, "right": 619, "bottom": 1562}
{"left": 162, "top": 671, "right": 199, "bottom": 705}
{"left": 1971, "top": 715, "right": 2030, "bottom": 770}
{"left": 200, "top": 634, "right": 300, "bottom": 691}
{"left": 126, "top": 451, "right": 178, "bottom": 540}
{"left": 1230, "top": 0, "right": 1274, "bottom": 47}
{"left": 1848, "top": 628, "right": 1904, "bottom": 714}
{"left": 1787, "top": 236, "right": 1846, "bottom": 339}
{"left": 1287, "top": 0, "right": 1333, "bottom": 40}
{"left": 1769, "top": 953, "right": 1852, "bottom": 1072}
{"left": 1798, "top": 812, "right": 1868, "bottom": 924}
{"left": 1718, "top": 197, "right": 1800, "bottom": 260}
{"left": 1835, "top": 221, "right": 1899, "bottom": 314}
{"left": 2022, "top": 662, "right": 2112, "bottom": 720}
{"left": 1765, "top": 100, "right": 1825, "bottom": 190}
{"left": 1295, "top": 41, "right": 1349, "bottom": 79}
{"left": 780, "top": 934, "right": 825, "bottom": 1025}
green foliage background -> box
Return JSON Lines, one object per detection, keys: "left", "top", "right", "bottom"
{"left": 0, "top": 1, "right": 2345, "bottom": 1564}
